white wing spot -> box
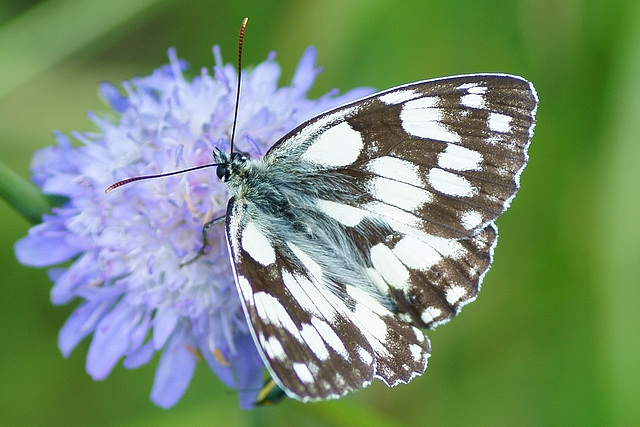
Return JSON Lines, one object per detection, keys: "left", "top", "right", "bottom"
{"left": 366, "top": 267, "right": 389, "bottom": 295}
{"left": 333, "top": 373, "right": 346, "bottom": 388}
{"left": 308, "top": 361, "right": 320, "bottom": 376}
{"left": 241, "top": 222, "right": 276, "bottom": 266}
{"left": 369, "top": 176, "right": 432, "bottom": 211}
{"left": 300, "top": 323, "right": 330, "bottom": 361}
{"left": 316, "top": 199, "right": 367, "bottom": 227}
{"left": 410, "top": 344, "right": 424, "bottom": 361}
{"left": 236, "top": 275, "right": 253, "bottom": 301}
{"left": 393, "top": 235, "right": 441, "bottom": 271}
{"left": 365, "top": 201, "right": 420, "bottom": 228}
{"left": 370, "top": 243, "right": 411, "bottom": 292}
{"left": 293, "top": 362, "right": 315, "bottom": 384}
{"left": 459, "top": 85, "right": 487, "bottom": 109}
{"left": 310, "top": 318, "right": 349, "bottom": 358}
{"left": 287, "top": 242, "right": 323, "bottom": 280}
{"left": 400, "top": 98, "right": 461, "bottom": 143}
{"left": 281, "top": 270, "right": 323, "bottom": 318}
{"left": 253, "top": 292, "right": 300, "bottom": 339}
{"left": 460, "top": 93, "right": 486, "bottom": 109}
{"left": 286, "top": 105, "right": 357, "bottom": 153}
{"left": 428, "top": 168, "right": 475, "bottom": 197}
{"left": 488, "top": 112, "right": 513, "bottom": 133}
{"left": 346, "top": 285, "right": 389, "bottom": 316}
{"left": 379, "top": 89, "right": 418, "bottom": 104}
{"left": 457, "top": 82, "right": 477, "bottom": 91}
{"left": 445, "top": 285, "right": 467, "bottom": 305}
{"left": 358, "top": 346, "right": 374, "bottom": 365}
{"left": 393, "top": 234, "right": 464, "bottom": 271}
{"left": 469, "top": 85, "right": 488, "bottom": 94}
{"left": 263, "top": 336, "right": 286, "bottom": 360}
{"left": 398, "top": 312, "right": 413, "bottom": 323}
{"left": 437, "top": 144, "right": 483, "bottom": 172}
{"left": 353, "top": 302, "right": 388, "bottom": 354}
{"left": 457, "top": 83, "right": 487, "bottom": 94}
{"left": 421, "top": 306, "right": 442, "bottom": 324}
{"left": 461, "top": 210, "right": 483, "bottom": 229}
{"left": 366, "top": 156, "right": 423, "bottom": 186}
{"left": 301, "top": 121, "right": 363, "bottom": 167}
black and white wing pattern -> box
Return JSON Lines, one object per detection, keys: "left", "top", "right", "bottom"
{"left": 218, "top": 74, "right": 537, "bottom": 401}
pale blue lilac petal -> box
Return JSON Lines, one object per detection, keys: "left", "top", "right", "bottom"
{"left": 198, "top": 310, "right": 245, "bottom": 388}
{"left": 123, "top": 340, "right": 155, "bottom": 369}
{"left": 234, "top": 333, "right": 267, "bottom": 408}
{"left": 58, "top": 301, "right": 112, "bottom": 357}
{"left": 75, "top": 279, "right": 127, "bottom": 303}
{"left": 246, "top": 55, "right": 280, "bottom": 97}
{"left": 14, "top": 222, "right": 81, "bottom": 267}
{"left": 291, "top": 46, "right": 320, "bottom": 94}
{"left": 86, "top": 301, "right": 141, "bottom": 380}
{"left": 99, "top": 82, "right": 128, "bottom": 112}
{"left": 50, "top": 252, "right": 99, "bottom": 304}
{"left": 150, "top": 322, "right": 196, "bottom": 408}
{"left": 126, "top": 310, "right": 152, "bottom": 353}
{"left": 324, "top": 87, "right": 375, "bottom": 107}
{"left": 199, "top": 338, "right": 235, "bottom": 387}
{"left": 152, "top": 305, "right": 180, "bottom": 349}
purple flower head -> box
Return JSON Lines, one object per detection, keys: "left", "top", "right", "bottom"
{"left": 15, "top": 45, "right": 373, "bottom": 408}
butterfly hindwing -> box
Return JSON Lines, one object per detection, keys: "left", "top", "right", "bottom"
{"left": 363, "top": 221, "right": 499, "bottom": 329}
{"left": 225, "top": 198, "right": 430, "bottom": 400}
{"left": 221, "top": 74, "right": 537, "bottom": 401}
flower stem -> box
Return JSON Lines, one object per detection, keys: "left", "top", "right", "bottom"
{"left": 0, "top": 159, "right": 51, "bottom": 224}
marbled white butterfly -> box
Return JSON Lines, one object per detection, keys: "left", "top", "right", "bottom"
{"left": 108, "top": 20, "right": 537, "bottom": 402}
{"left": 218, "top": 72, "right": 537, "bottom": 401}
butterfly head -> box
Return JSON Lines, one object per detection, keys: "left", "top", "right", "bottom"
{"left": 213, "top": 149, "right": 249, "bottom": 182}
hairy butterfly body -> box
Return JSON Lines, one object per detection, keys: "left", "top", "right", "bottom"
{"left": 215, "top": 73, "right": 537, "bottom": 401}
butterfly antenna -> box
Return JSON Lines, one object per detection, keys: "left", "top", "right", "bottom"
{"left": 229, "top": 17, "right": 248, "bottom": 155}
{"left": 104, "top": 163, "right": 220, "bottom": 194}
{"left": 106, "top": 18, "right": 250, "bottom": 195}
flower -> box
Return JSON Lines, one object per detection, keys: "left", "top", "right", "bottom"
{"left": 14, "top": 45, "right": 373, "bottom": 408}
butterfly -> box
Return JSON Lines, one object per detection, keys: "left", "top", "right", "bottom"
{"left": 212, "top": 73, "right": 537, "bottom": 401}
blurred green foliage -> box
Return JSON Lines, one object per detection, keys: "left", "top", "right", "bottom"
{"left": 1, "top": 0, "right": 638, "bottom": 425}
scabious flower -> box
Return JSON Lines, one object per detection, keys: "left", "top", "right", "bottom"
{"left": 15, "top": 45, "right": 373, "bottom": 408}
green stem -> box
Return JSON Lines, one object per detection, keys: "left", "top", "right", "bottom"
{"left": 0, "top": 159, "right": 51, "bottom": 224}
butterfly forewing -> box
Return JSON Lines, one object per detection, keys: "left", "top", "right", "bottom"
{"left": 267, "top": 74, "right": 536, "bottom": 239}
{"left": 223, "top": 74, "right": 537, "bottom": 401}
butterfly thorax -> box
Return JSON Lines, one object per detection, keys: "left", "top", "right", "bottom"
{"left": 215, "top": 146, "right": 397, "bottom": 308}
{"left": 223, "top": 155, "right": 311, "bottom": 233}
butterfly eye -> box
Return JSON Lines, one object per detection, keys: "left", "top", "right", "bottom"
{"left": 216, "top": 164, "right": 230, "bottom": 181}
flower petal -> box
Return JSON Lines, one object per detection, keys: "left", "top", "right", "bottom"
{"left": 291, "top": 46, "right": 320, "bottom": 94}
{"left": 50, "top": 252, "right": 99, "bottom": 305}
{"left": 99, "top": 82, "right": 129, "bottom": 113}
{"left": 153, "top": 305, "right": 179, "bottom": 349}
{"left": 86, "top": 301, "right": 139, "bottom": 380}
{"left": 123, "top": 340, "right": 155, "bottom": 369}
{"left": 233, "top": 333, "right": 265, "bottom": 409}
{"left": 58, "top": 301, "right": 112, "bottom": 357}
{"left": 150, "top": 322, "right": 196, "bottom": 408}
{"left": 14, "top": 222, "right": 80, "bottom": 267}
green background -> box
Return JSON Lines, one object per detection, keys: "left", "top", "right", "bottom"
{"left": 1, "top": 0, "right": 638, "bottom": 425}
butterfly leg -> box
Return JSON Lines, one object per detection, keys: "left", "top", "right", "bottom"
{"left": 181, "top": 214, "right": 226, "bottom": 266}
